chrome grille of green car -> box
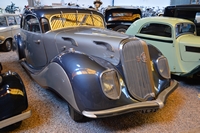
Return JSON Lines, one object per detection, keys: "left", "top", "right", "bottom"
{"left": 120, "top": 39, "right": 155, "bottom": 101}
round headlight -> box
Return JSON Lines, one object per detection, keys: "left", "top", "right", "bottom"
{"left": 100, "top": 69, "right": 121, "bottom": 100}
{"left": 156, "top": 56, "right": 171, "bottom": 79}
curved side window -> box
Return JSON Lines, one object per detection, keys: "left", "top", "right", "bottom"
{"left": 175, "top": 23, "right": 195, "bottom": 37}
{"left": 0, "top": 16, "right": 7, "bottom": 27}
{"left": 140, "top": 23, "right": 172, "bottom": 38}
{"left": 40, "top": 18, "right": 50, "bottom": 33}
{"left": 7, "top": 16, "right": 17, "bottom": 26}
{"left": 23, "top": 15, "right": 41, "bottom": 33}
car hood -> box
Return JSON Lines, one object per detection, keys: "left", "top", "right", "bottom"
{"left": 52, "top": 27, "right": 132, "bottom": 65}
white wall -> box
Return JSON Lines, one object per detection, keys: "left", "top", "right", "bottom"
{"left": 114, "top": 0, "right": 170, "bottom": 7}
{"left": 40, "top": 0, "right": 170, "bottom": 7}
{"left": 40, "top": 0, "right": 112, "bottom": 7}
{"left": 0, "top": 0, "right": 170, "bottom": 10}
{"left": 0, "top": 0, "right": 28, "bottom": 9}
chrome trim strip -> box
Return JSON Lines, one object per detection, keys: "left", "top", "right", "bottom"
{"left": 82, "top": 80, "right": 178, "bottom": 118}
{"left": 0, "top": 110, "right": 31, "bottom": 129}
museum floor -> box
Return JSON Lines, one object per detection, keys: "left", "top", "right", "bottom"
{"left": 1, "top": 51, "right": 200, "bottom": 133}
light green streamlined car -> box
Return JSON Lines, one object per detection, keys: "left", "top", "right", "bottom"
{"left": 126, "top": 17, "right": 200, "bottom": 77}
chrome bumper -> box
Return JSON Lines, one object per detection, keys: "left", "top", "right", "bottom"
{"left": 82, "top": 80, "right": 178, "bottom": 118}
{"left": 0, "top": 110, "right": 31, "bottom": 129}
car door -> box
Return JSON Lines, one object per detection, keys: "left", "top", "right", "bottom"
{"left": 22, "top": 15, "right": 47, "bottom": 69}
{"left": 135, "top": 23, "right": 177, "bottom": 72}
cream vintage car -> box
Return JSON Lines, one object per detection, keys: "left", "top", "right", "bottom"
{"left": 0, "top": 14, "right": 20, "bottom": 51}
{"left": 126, "top": 17, "right": 200, "bottom": 77}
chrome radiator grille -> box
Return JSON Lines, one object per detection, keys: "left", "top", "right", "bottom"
{"left": 120, "top": 39, "right": 154, "bottom": 101}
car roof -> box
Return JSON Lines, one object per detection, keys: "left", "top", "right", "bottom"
{"left": 24, "top": 6, "right": 103, "bottom": 19}
{"left": 26, "top": 6, "right": 101, "bottom": 16}
{"left": 136, "top": 17, "right": 194, "bottom": 26}
{"left": 164, "top": 4, "right": 200, "bottom": 17}
{"left": 106, "top": 6, "right": 140, "bottom": 10}
{"left": 165, "top": 4, "right": 200, "bottom": 10}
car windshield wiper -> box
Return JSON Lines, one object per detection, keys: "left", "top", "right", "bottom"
{"left": 60, "top": 11, "right": 64, "bottom": 27}
{"left": 76, "top": 10, "right": 78, "bottom": 25}
{"left": 79, "top": 15, "right": 88, "bottom": 25}
{"left": 90, "top": 11, "right": 94, "bottom": 26}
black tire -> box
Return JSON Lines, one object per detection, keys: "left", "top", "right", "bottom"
{"left": 113, "top": 25, "right": 128, "bottom": 33}
{"left": 2, "top": 39, "right": 12, "bottom": 52}
{"left": 0, "top": 121, "right": 22, "bottom": 132}
{"left": 18, "top": 47, "right": 25, "bottom": 60}
{"left": 17, "top": 41, "right": 26, "bottom": 60}
{"left": 68, "top": 105, "right": 85, "bottom": 122}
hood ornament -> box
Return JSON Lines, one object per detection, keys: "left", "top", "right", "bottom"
{"left": 136, "top": 52, "right": 147, "bottom": 63}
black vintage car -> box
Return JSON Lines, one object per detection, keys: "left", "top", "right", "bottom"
{"left": 104, "top": 6, "right": 142, "bottom": 33}
{"left": 163, "top": 4, "right": 200, "bottom": 36}
{"left": 13, "top": 6, "right": 178, "bottom": 122}
{"left": 0, "top": 63, "right": 31, "bottom": 130}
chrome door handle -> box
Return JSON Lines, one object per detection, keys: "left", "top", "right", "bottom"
{"left": 34, "top": 40, "right": 41, "bottom": 44}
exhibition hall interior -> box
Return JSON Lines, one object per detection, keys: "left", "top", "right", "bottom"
{"left": 0, "top": 0, "right": 200, "bottom": 133}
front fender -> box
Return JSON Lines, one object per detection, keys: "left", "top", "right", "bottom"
{"left": 53, "top": 52, "right": 137, "bottom": 112}
{"left": 53, "top": 52, "right": 106, "bottom": 112}
{"left": 0, "top": 71, "right": 28, "bottom": 121}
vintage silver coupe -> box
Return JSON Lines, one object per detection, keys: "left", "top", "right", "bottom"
{"left": 13, "top": 7, "right": 178, "bottom": 122}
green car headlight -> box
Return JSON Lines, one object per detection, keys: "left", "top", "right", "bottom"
{"left": 156, "top": 56, "right": 171, "bottom": 79}
{"left": 100, "top": 69, "right": 121, "bottom": 100}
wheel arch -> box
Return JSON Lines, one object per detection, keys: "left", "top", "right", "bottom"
{"left": 30, "top": 51, "right": 106, "bottom": 113}
{"left": 13, "top": 34, "right": 25, "bottom": 59}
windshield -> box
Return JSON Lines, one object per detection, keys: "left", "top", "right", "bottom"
{"left": 50, "top": 13, "right": 104, "bottom": 30}
{"left": 175, "top": 23, "right": 196, "bottom": 37}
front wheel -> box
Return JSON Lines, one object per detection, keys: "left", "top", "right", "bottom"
{"left": 2, "top": 39, "right": 12, "bottom": 52}
{"left": 68, "top": 104, "right": 85, "bottom": 122}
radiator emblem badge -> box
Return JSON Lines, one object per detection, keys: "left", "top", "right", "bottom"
{"left": 136, "top": 52, "right": 147, "bottom": 63}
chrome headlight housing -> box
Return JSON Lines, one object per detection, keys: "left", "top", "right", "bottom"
{"left": 100, "top": 69, "right": 121, "bottom": 100}
{"left": 156, "top": 56, "right": 171, "bottom": 79}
